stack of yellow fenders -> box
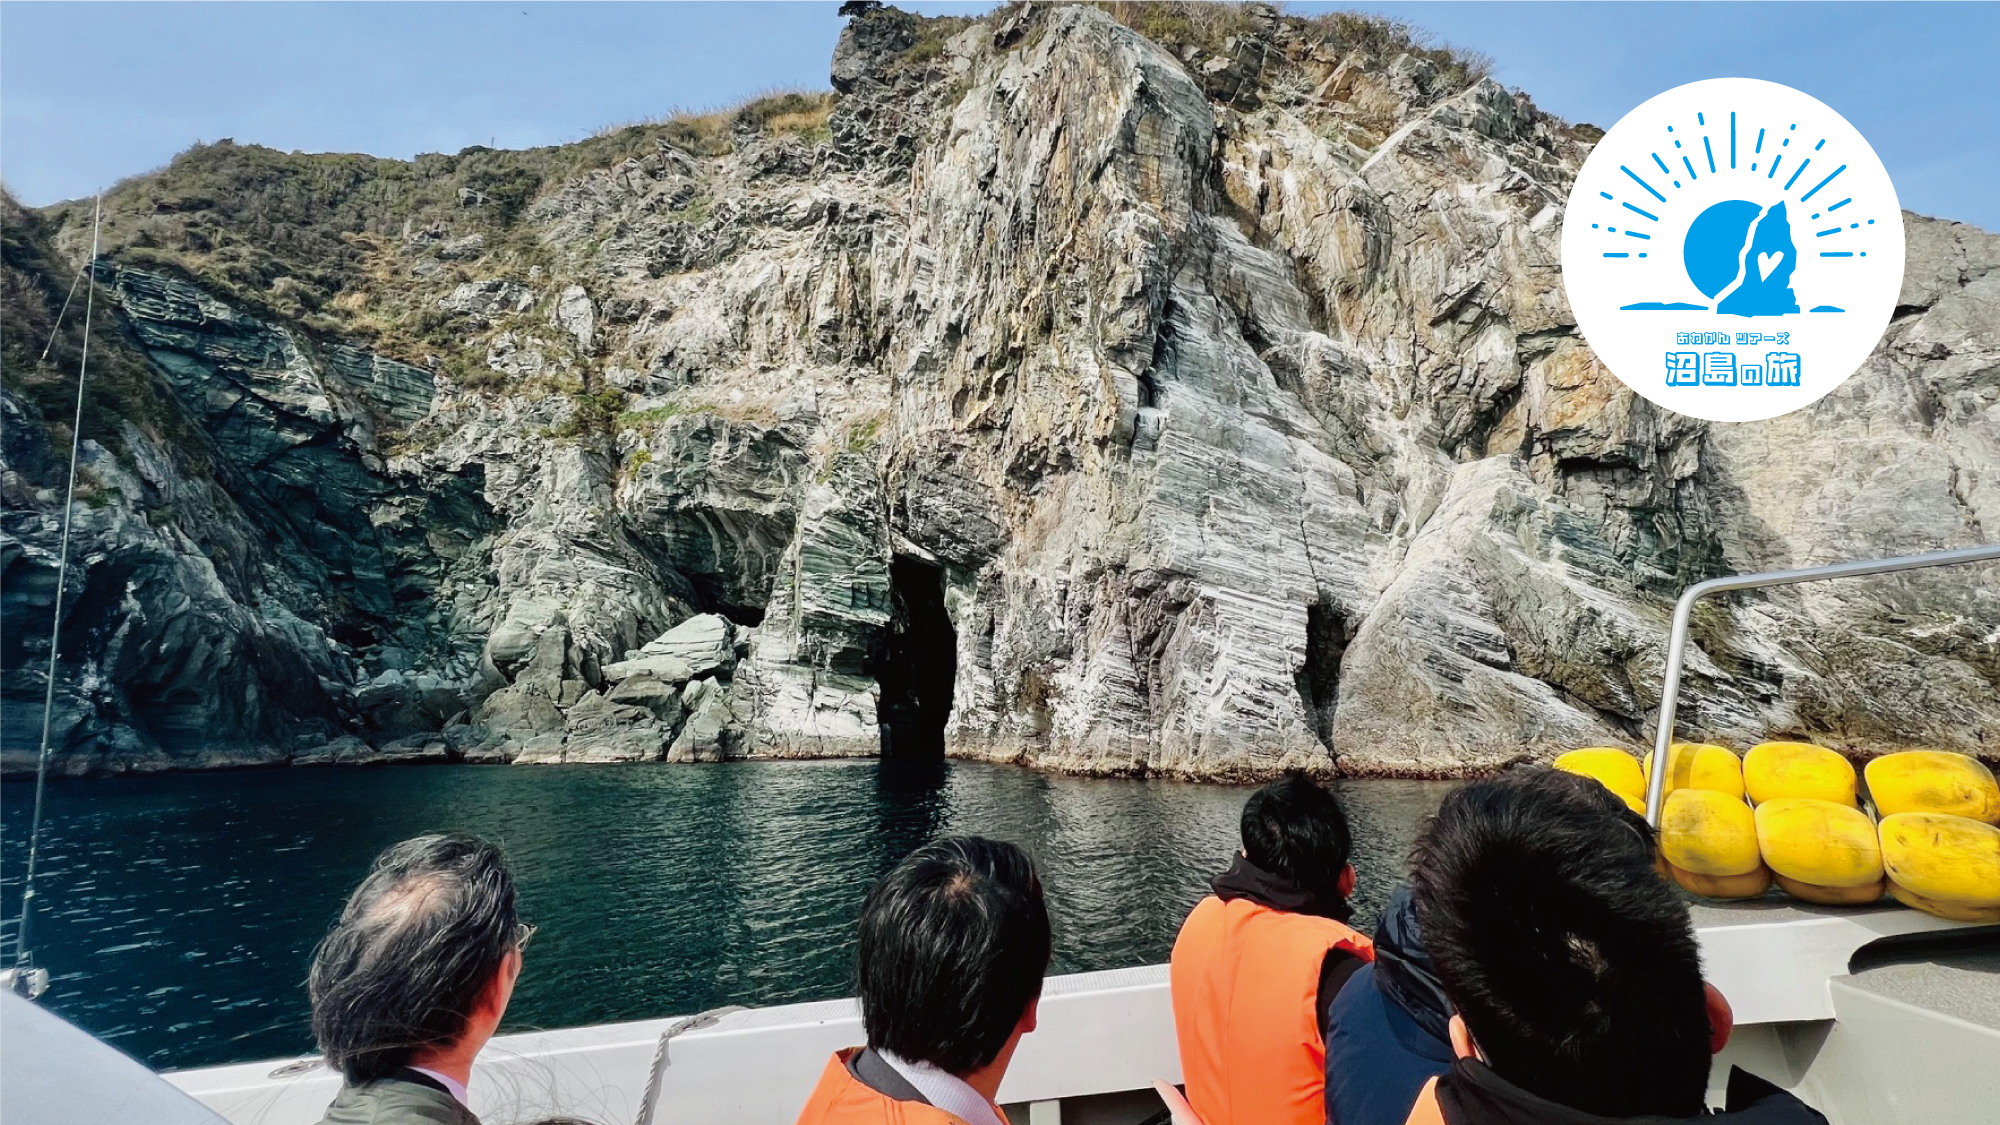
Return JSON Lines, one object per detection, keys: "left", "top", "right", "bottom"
{"left": 1553, "top": 744, "right": 2000, "bottom": 922}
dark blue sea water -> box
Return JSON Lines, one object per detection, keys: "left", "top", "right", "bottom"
{"left": 0, "top": 760, "right": 1451, "bottom": 1071}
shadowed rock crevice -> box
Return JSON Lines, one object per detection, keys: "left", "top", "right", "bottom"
{"left": 1294, "top": 596, "right": 1348, "bottom": 754}
{"left": 873, "top": 555, "right": 957, "bottom": 759}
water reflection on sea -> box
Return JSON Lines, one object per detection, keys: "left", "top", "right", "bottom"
{"left": 0, "top": 759, "right": 1453, "bottom": 1069}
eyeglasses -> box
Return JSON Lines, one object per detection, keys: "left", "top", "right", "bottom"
{"left": 515, "top": 922, "right": 538, "bottom": 954}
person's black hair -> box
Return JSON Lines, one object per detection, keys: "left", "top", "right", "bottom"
{"left": 856, "top": 836, "right": 1052, "bottom": 1076}
{"left": 1408, "top": 766, "right": 1710, "bottom": 1118}
{"left": 1241, "top": 771, "right": 1354, "bottom": 905}
{"left": 309, "top": 833, "right": 520, "bottom": 1083}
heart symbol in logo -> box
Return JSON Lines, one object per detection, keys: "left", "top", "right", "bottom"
{"left": 1757, "top": 251, "right": 1784, "bottom": 281}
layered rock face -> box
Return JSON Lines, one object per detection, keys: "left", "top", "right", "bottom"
{"left": 3, "top": 4, "right": 1995, "bottom": 778}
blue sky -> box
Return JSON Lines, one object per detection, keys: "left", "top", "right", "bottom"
{"left": 3, "top": 2, "right": 1995, "bottom": 230}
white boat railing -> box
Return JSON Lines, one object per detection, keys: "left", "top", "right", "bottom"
{"left": 161, "top": 962, "right": 1175, "bottom": 1125}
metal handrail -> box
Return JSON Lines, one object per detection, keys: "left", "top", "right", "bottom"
{"left": 1645, "top": 542, "right": 2000, "bottom": 824}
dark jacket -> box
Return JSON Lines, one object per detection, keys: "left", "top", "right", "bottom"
{"left": 1324, "top": 885, "right": 1454, "bottom": 1125}
{"left": 848, "top": 1047, "right": 932, "bottom": 1105}
{"left": 1208, "top": 853, "right": 1366, "bottom": 1032}
{"left": 316, "top": 1070, "right": 480, "bottom": 1125}
{"left": 1429, "top": 1060, "right": 1829, "bottom": 1125}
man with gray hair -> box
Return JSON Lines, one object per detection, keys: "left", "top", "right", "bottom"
{"left": 310, "top": 833, "right": 530, "bottom": 1125}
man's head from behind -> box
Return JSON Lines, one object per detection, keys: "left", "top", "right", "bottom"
{"left": 857, "top": 836, "right": 1052, "bottom": 1078}
{"left": 310, "top": 833, "right": 522, "bottom": 1084}
{"left": 1409, "top": 767, "right": 1711, "bottom": 1118}
{"left": 1242, "top": 771, "right": 1355, "bottom": 905}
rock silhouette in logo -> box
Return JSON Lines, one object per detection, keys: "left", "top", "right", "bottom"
{"left": 1717, "top": 201, "right": 1801, "bottom": 317}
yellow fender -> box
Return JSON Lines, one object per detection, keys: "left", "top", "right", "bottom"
{"left": 1864, "top": 751, "right": 2000, "bottom": 824}
{"left": 1774, "top": 873, "right": 1886, "bottom": 906}
{"left": 1669, "top": 861, "right": 1772, "bottom": 900}
{"left": 1660, "top": 789, "right": 1761, "bottom": 876}
{"left": 1645, "top": 742, "right": 1745, "bottom": 799}
{"left": 1879, "top": 812, "right": 2000, "bottom": 916}
{"left": 1554, "top": 747, "right": 1647, "bottom": 809}
{"left": 1755, "top": 798, "right": 1883, "bottom": 888}
{"left": 1744, "top": 742, "right": 1856, "bottom": 807}
{"left": 1886, "top": 882, "right": 2000, "bottom": 924}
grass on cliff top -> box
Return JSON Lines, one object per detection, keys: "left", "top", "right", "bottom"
{"left": 15, "top": 87, "right": 835, "bottom": 400}
{"left": 1089, "top": 0, "right": 1263, "bottom": 51}
{"left": 43, "top": 140, "right": 565, "bottom": 330}
{"left": 1088, "top": 2, "right": 1492, "bottom": 93}
{"left": 1303, "top": 9, "right": 1493, "bottom": 88}
{"left": 594, "top": 89, "right": 836, "bottom": 157}
{"left": 34, "top": 88, "right": 835, "bottom": 350}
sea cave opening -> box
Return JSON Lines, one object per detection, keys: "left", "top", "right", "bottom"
{"left": 685, "top": 573, "right": 768, "bottom": 628}
{"left": 875, "top": 555, "right": 957, "bottom": 760}
{"left": 1296, "top": 597, "right": 1348, "bottom": 753}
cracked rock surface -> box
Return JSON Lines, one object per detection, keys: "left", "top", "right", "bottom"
{"left": 3, "top": 4, "right": 1994, "bottom": 777}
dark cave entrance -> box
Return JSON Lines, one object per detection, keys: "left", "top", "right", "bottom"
{"left": 1295, "top": 597, "right": 1348, "bottom": 753}
{"left": 685, "top": 574, "right": 768, "bottom": 628}
{"left": 875, "top": 555, "right": 957, "bottom": 760}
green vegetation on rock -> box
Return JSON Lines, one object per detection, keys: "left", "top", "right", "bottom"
{"left": 618, "top": 403, "right": 687, "bottom": 428}
{"left": 1, "top": 194, "right": 192, "bottom": 467}
{"left": 550, "top": 386, "right": 629, "bottom": 441}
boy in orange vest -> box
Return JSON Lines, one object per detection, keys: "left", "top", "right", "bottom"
{"left": 1170, "top": 772, "right": 1374, "bottom": 1125}
{"left": 1400, "top": 768, "right": 1827, "bottom": 1125}
{"left": 796, "top": 837, "right": 1052, "bottom": 1125}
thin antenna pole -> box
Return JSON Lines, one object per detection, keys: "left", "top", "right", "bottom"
{"left": 13, "top": 195, "right": 103, "bottom": 976}
{"left": 37, "top": 265, "right": 86, "bottom": 365}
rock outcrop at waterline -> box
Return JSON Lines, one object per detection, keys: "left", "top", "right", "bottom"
{"left": 3, "top": 3, "right": 1995, "bottom": 779}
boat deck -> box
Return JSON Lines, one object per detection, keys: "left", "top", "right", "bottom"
{"left": 1765, "top": 939, "right": 2000, "bottom": 1121}
{"left": 1844, "top": 948, "right": 2000, "bottom": 1031}
{"left": 1679, "top": 897, "right": 1966, "bottom": 1023}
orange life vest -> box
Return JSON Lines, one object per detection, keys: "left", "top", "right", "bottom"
{"left": 1169, "top": 895, "right": 1375, "bottom": 1125}
{"left": 1402, "top": 1077, "right": 1448, "bottom": 1125}
{"left": 794, "top": 1048, "right": 1008, "bottom": 1125}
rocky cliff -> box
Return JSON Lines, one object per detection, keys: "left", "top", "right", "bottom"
{"left": 3, "top": 3, "right": 1995, "bottom": 779}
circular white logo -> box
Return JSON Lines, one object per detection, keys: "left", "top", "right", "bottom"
{"left": 1561, "top": 78, "right": 1904, "bottom": 423}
